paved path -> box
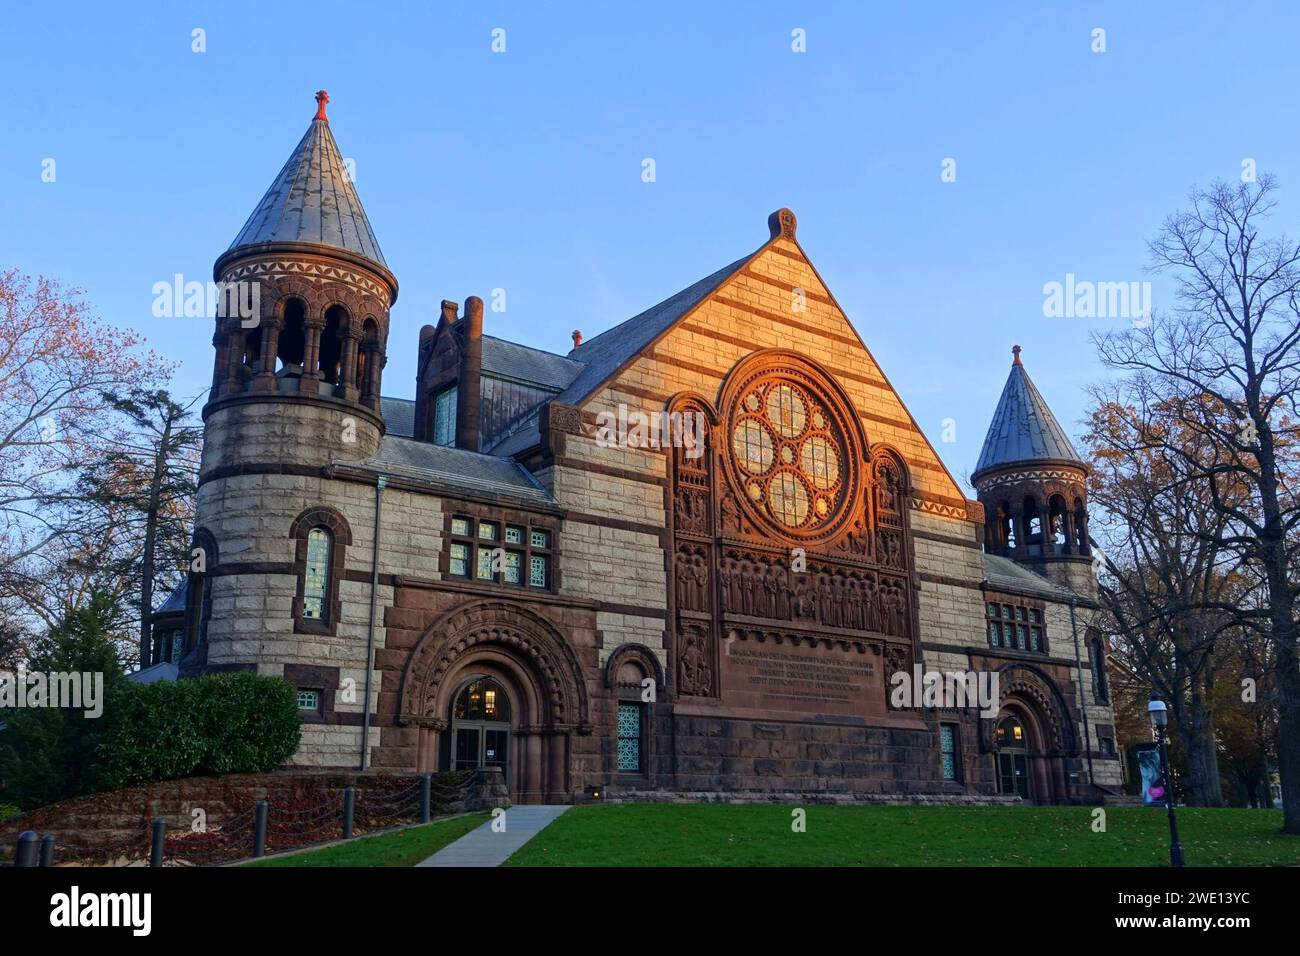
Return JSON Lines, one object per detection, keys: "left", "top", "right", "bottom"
{"left": 417, "top": 805, "right": 570, "bottom": 867}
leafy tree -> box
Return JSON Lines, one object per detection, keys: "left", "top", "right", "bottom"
{"left": 0, "top": 589, "right": 130, "bottom": 809}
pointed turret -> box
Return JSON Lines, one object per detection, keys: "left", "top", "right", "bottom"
{"left": 204, "top": 91, "right": 397, "bottom": 472}
{"left": 973, "top": 347, "right": 1093, "bottom": 594}
{"left": 216, "top": 90, "right": 394, "bottom": 289}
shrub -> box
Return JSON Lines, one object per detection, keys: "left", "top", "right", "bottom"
{"left": 102, "top": 672, "right": 301, "bottom": 789}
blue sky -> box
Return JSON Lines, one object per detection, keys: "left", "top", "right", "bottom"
{"left": 3, "top": 1, "right": 1297, "bottom": 490}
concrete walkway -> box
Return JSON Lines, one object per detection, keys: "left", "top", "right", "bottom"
{"left": 417, "top": 805, "right": 570, "bottom": 867}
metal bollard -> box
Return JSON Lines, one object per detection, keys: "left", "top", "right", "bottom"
{"left": 14, "top": 831, "right": 39, "bottom": 868}
{"left": 150, "top": 818, "right": 166, "bottom": 868}
{"left": 342, "top": 786, "right": 355, "bottom": 840}
{"left": 420, "top": 774, "right": 432, "bottom": 824}
{"left": 253, "top": 800, "right": 268, "bottom": 858}
{"left": 39, "top": 835, "right": 55, "bottom": 867}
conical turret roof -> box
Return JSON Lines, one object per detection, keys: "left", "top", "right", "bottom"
{"left": 973, "top": 346, "right": 1084, "bottom": 479}
{"left": 223, "top": 91, "right": 388, "bottom": 273}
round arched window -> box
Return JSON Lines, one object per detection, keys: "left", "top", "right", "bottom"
{"left": 995, "top": 716, "right": 1026, "bottom": 748}
{"left": 723, "top": 358, "right": 861, "bottom": 541}
{"left": 453, "top": 677, "right": 511, "bottom": 722}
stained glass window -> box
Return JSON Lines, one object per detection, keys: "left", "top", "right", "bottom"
{"left": 530, "top": 529, "right": 549, "bottom": 549}
{"left": 450, "top": 542, "right": 469, "bottom": 577}
{"left": 732, "top": 419, "right": 774, "bottom": 474}
{"left": 987, "top": 602, "right": 1045, "bottom": 653}
{"left": 529, "top": 554, "right": 547, "bottom": 588}
{"left": 766, "top": 384, "right": 806, "bottom": 438}
{"left": 940, "top": 724, "right": 959, "bottom": 780}
{"left": 768, "top": 472, "right": 810, "bottom": 527}
{"left": 296, "top": 689, "right": 321, "bottom": 711}
{"left": 476, "top": 547, "right": 495, "bottom": 580}
{"left": 800, "top": 436, "right": 839, "bottom": 489}
{"left": 505, "top": 550, "right": 522, "bottom": 585}
{"left": 728, "top": 376, "right": 849, "bottom": 533}
{"left": 302, "top": 528, "right": 331, "bottom": 620}
{"left": 618, "top": 703, "right": 642, "bottom": 772}
{"left": 451, "top": 516, "right": 470, "bottom": 537}
{"left": 433, "top": 387, "right": 457, "bottom": 447}
{"left": 478, "top": 521, "right": 498, "bottom": 541}
{"left": 505, "top": 526, "right": 523, "bottom": 544}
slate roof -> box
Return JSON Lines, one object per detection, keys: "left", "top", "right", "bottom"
{"left": 481, "top": 336, "right": 583, "bottom": 391}
{"left": 973, "top": 356, "right": 1083, "bottom": 479}
{"left": 348, "top": 435, "right": 556, "bottom": 507}
{"left": 153, "top": 580, "right": 187, "bottom": 617}
{"left": 381, "top": 396, "right": 417, "bottom": 438}
{"left": 981, "top": 553, "right": 1077, "bottom": 601}
{"left": 556, "top": 255, "right": 753, "bottom": 407}
{"left": 225, "top": 115, "right": 388, "bottom": 271}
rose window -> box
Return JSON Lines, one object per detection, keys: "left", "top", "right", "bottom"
{"left": 728, "top": 377, "right": 850, "bottom": 533}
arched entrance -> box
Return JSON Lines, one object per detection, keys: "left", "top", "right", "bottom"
{"left": 398, "top": 601, "right": 590, "bottom": 804}
{"left": 994, "top": 714, "right": 1033, "bottom": 800}
{"left": 449, "top": 676, "right": 512, "bottom": 773}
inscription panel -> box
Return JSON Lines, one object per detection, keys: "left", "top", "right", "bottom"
{"left": 720, "top": 632, "right": 889, "bottom": 719}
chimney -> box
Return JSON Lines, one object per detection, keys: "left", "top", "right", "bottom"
{"left": 457, "top": 296, "right": 484, "bottom": 451}
{"left": 571, "top": 329, "right": 582, "bottom": 349}
{"left": 441, "top": 300, "right": 458, "bottom": 325}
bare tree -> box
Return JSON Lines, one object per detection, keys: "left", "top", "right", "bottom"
{"left": 1094, "top": 176, "right": 1300, "bottom": 832}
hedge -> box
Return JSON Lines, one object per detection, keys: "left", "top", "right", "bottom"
{"left": 101, "top": 672, "right": 301, "bottom": 789}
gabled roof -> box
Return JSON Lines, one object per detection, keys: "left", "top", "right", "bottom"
{"left": 483, "top": 252, "right": 756, "bottom": 457}
{"left": 224, "top": 96, "right": 388, "bottom": 274}
{"left": 973, "top": 348, "right": 1084, "bottom": 479}
{"left": 555, "top": 254, "right": 754, "bottom": 408}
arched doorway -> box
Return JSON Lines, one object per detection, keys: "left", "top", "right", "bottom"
{"left": 398, "top": 601, "right": 590, "bottom": 805}
{"left": 995, "top": 715, "right": 1032, "bottom": 800}
{"left": 448, "top": 676, "right": 512, "bottom": 774}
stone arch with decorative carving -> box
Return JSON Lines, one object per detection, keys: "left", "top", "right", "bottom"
{"left": 603, "top": 642, "right": 667, "bottom": 693}
{"left": 985, "top": 662, "right": 1078, "bottom": 757}
{"left": 398, "top": 600, "right": 590, "bottom": 731}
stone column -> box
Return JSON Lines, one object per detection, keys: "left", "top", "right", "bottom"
{"left": 339, "top": 330, "right": 361, "bottom": 401}
{"left": 253, "top": 318, "right": 282, "bottom": 391}
{"left": 545, "top": 731, "right": 568, "bottom": 803}
{"left": 524, "top": 732, "right": 542, "bottom": 804}
{"left": 302, "top": 316, "right": 325, "bottom": 390}
{"left": 222, "top": 320, "right": 246, "bottom": 394}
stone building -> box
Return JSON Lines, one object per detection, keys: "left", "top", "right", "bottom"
{"left": 170, "top": 94, "right": 1122, "bottom": 803}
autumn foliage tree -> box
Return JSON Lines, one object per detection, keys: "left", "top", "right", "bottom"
{"left": 0, "top": 270, "right": 164, "bottom": 651}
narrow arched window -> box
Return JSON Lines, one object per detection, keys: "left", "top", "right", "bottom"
{"left": 1090, "top": 637, "right": 1110, "bottom": 703}
{"left": 302, "top": 527, "right": 332, "bottom": 621}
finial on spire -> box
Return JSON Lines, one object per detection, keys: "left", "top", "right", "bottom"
{"left": 1012, "top": 344, "right": 1022, "bottom": 366}
{"left": 572, "top": 329, "right": 583, "bottom": 348}
{"left": 314, "top": 90, "right": 330, "bottom": 122}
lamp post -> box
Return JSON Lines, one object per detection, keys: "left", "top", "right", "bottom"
{"left": 1147, "top": 692, "right": 1185, "bottom": 867}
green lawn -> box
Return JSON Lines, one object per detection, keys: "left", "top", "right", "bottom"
{"left": 243, "top": 813, "right": 488, "bottom": 867}
{"left": 504, "top": 804, "right": 1299, "bottom": 867}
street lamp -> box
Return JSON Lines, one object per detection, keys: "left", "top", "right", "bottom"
{"left": 1147, "top": 692, "right": 1186, "bottom": 867}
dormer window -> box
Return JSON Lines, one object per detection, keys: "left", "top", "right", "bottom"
{"left": 434, "top": 386, "right": 458, "bottom": 446}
